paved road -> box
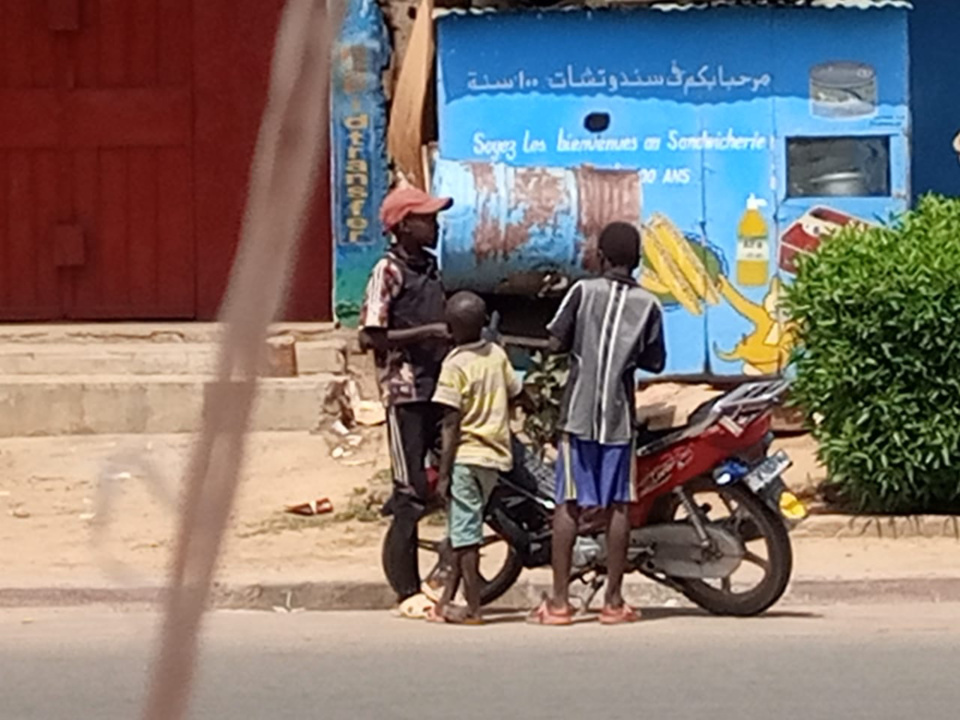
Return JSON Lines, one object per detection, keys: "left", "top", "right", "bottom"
{"left": 2, "top": 604, "right": 959, "bottom": 720}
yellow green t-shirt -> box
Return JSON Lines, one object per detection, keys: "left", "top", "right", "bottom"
{"left": 432, "top": 341, "right": 522, "bottom": 472}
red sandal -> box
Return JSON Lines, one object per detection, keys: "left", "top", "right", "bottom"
{"left": 526, "top": 599, "right": 574, "bottom": 626}
{"left": 599, "top": 604, "right": 640, "bottom": 625}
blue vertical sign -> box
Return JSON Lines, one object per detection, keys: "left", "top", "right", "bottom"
{"left": 331, "top": 0, "right": 391, "bottom": 325}
{"left": 434, "top": 7, "right": 909, "bottom": 376}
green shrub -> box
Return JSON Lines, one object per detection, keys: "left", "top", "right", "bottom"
{"left": 784, "top": 194, "right": 960, "bottom": 513}
{"left": 522, "top": 350, "right": 569, "bottom": 459}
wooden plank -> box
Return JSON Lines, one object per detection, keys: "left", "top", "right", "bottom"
{"left": 128, "top": 148, "right": 159, "bottom": 308}
{"left": 65, "top": 88, "right": 192, "bottom": 148}
{"left": 130, "top": 0, "right": 159, "bottom": 86}
{"left": 0, "top": 90, "right": 60, "bottom": 148}
{"left": 156, "top": 148, "right": 195, "bottom": 316}
{"left": 158, "top": 0, "right": 193, "bottom": 86}
{"left": 387, "top": 0, "right": 434, "bottom": 189}
{"left": 98, "top": 0, "right": 129, "bottom": 87}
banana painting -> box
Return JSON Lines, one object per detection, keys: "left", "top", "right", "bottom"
{"left": 635, "top": 214, "right": 796, "bottom": 377}
{"left": 640, "top": 215, "right": 721, "bottom": 314}
{"left": 639, "top": 269, "right": 671, "bottom": 297}
{"left": 648, "top": 214, "right": 721, "bottom": 305}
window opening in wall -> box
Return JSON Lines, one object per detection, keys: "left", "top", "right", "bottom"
{"left": 786, "top": 136, "right": 891, "bottom": 198}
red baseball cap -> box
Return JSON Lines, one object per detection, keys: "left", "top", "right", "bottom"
{"left": 380, "top": 186, "right": 453, "bottom": 232}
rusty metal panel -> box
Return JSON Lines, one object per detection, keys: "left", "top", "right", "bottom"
{"left": 434, "top": 159, "right": 643, "bottom": 295}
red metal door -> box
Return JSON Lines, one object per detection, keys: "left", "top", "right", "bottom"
{"left": 0, "top": 1, "right": 63, "bottom": 319}
{"left": 193, "top": 0, "right": 333, "bottom": 321}
{"left": 0, "top": 0, "right": 195, "bottom": 319}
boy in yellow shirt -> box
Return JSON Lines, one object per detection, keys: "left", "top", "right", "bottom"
{"left": 429, "top": 292, "right": 523, "bottom": 624}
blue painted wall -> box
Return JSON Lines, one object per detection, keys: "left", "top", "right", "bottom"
{"left": 910, "top": 0, "right": 960, "bottom": 199}
{"left": 433, "top": 7, "right": 909, "bottom": 377}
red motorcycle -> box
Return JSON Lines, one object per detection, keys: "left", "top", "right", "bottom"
{"left": 382, "top": 379, "right": 807, "bottom": 616}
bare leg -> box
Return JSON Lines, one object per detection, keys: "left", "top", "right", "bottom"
{"left": 437, "top": 548, "right": 462, "bottom": 616}
{"left": 460, "top": 546, "right": 482, "bottom": 618}
{"left": 604, "top": 503, "right": 630, "bottom": 608}
{"left": 551, "top": 501, "right": 580, "bottom": 610}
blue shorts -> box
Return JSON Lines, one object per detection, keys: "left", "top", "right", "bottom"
{"left": 555, "top": 435, "right": 635, "bottom": 508}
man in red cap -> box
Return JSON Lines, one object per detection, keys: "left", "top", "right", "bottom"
{"left": 359, "top": 185, "right": 454, "bottom": 604}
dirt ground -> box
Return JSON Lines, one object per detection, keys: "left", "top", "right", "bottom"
{"left": 0, "top": 427, "right": 391, "bottom": 588}
{"left": 1, "top": 428, "right": 958, "bottom": 590}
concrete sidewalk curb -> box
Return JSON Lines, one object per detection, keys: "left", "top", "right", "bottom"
{"left": 796, "top": 515, "right": 960, "bottom": 540}
{"left": 5, "top": 577, "right": 960, "bottom": 611}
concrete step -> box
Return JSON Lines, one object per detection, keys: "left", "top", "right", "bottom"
{"left": 0, "top": 344, "right": 223, "bottom": 376}
{"left": 0, "top": 322, "right": 340, "bottom": 345}
{"left": 0, "top": 374, "right": 344, "bottom": 437}
{"left": 0, "top": 339, "right": 347, "bottom": 377}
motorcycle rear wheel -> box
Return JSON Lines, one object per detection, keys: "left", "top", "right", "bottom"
{"left": 381, "top": 520, "right": 524, "bottom": 606}
{"left": 649, "top": 479, "right": 793, "bottom": 617}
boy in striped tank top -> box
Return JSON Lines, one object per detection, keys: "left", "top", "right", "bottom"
{"left": 530, "top": 222, "right": 666, "bottom": 626}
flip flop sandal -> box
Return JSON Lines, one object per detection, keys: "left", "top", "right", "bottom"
{"left": 526, "top": 599, "right": 574, "bottom": 626}
{"left": 285, "top": 498, "right": 334, "bottom": 516}
{"left": 599, "top": 604, "right": 640, "bottom": 625}
{"left": 398, "top": 593, "right": 434, "bottom": 620}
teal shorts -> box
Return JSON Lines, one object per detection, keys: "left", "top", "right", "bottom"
{"left": 449, "top": 464, "right": 499, "bottom": 549}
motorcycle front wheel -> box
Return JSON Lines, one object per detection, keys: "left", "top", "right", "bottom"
{"left": 649, "top": 478, "right": 793, "bottom": 617}
{"left": 381, "top": 519, "right": 524, "bottom": 606}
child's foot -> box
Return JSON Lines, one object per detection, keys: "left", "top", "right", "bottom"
{"left": 425, "top": 604, "right": 447, "bottom": 623}
{"left": 599, "top": 603, "right": 640, "bottom": 625}
{"left": 527, "top": 599, "right": 574, "bottom": 626}
{"left": 425, "top": 604, "right": 483, "bottom": 625}
{"left": 443, "top": 605, "right": 484, "bottom": 625}
{"left": 421, "top": 578, "right": 444, "bottom": 604}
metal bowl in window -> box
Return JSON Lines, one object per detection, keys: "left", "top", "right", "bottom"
{"left": 810, "top": 62, "right": 877, "bottom": 119}
{"left": 809, "top": 171, "right": 869, "bottom": 197}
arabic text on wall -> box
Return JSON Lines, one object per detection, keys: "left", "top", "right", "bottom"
{"left": 464, "top": 61, "right": 772, "bottom": 97}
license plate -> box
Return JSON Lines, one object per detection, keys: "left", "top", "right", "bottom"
{"left": 744, "top": 451, "right": 792, "bottom": 494}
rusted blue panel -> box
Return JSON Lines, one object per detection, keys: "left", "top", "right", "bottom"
{"left": 331, "top": 0, "right": 391, "bottom": 326}
{"left": 434, "top": 159, "right": 644, "bottom": 294}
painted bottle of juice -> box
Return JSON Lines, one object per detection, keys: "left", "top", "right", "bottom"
{"left": 736, "top": 194, "right": 770, "bottom": 287}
